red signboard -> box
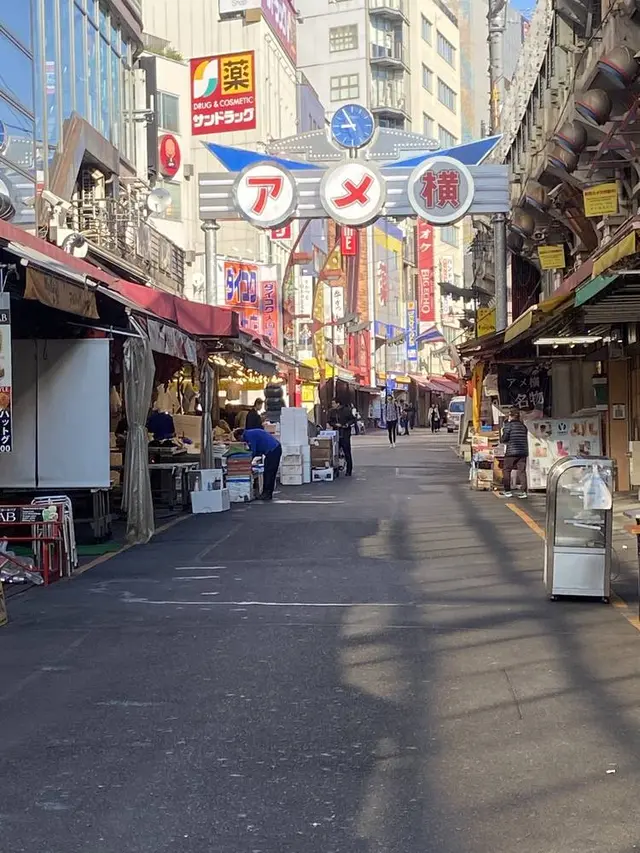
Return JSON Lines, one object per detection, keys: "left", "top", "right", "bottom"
{"left": 261, "top": 276, "right": 280, "bottom": 350}
{"left": 191, "top": 52, "right": 257, "bottom": 136}
{"left": 340, "top": 226, "right": 358, "bottom": 257}
{"left": 271, "top": 224, "right": 292, "bottom": 240}
{"left": 417, "top": 218, "right": 435, "bottom": 323}
{"left": 158, "top": 134, "right": 181, "bottom": 178}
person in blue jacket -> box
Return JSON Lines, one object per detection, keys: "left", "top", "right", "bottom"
{"left": 234, "top": 428, "right": 282, "bottom": 501}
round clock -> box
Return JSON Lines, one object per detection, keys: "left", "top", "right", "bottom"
{"left": 330, "top": 103, "right": 375, "bottom": 150}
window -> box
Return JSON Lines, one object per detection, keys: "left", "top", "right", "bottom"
{"left": 2, "top": 7, "right": 32, "bottom": 48}
{"left": 441, "top": 225, "right": 459, "bottom": 247}
{"left": 422, "top": 64, "right": 433, "bottom": 92}
{"left": 421, "top": 14, "right": 432, "bottom": 43}
{"left": 437, "top": 78, "right": 457, "bottom": 112}
{"left": 158, "top": 92, "right": 180, "bottom": 133}
{"left": 438, "top": 125, "right": 457, "bottom": 148}
{"left": 73, "top": 3, "right": 88, "bottom": 120}
{"left": 0, "top": 28, "right": 34, "bottom": 113}
{"left": 330, "top": 74, "right": 359, "bottom": 102}
{"left": 437, "top": 31, "right": 456, "bottom": 66}
{"left": 160, "top": 180, "right": 182, "bottom": 220}
{"left": 423, "top": 113, "right": 434, "bottom": 138}
{"left": 329, "top": 24, "right": 358, "bottom": 52}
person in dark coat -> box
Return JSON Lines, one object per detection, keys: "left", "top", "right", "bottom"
{"left": 328, "top": 400, "right": 356, "bottom": 476}
{"left": 500, "top": 408, "right": 529, "bottom": 498}
{"left": 245, "top": 398, "right": 264, "bottom": 430}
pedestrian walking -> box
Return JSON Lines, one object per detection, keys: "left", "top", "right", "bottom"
{"left": 234, "top": 428, "right": 282, "bottom": 501}
{"left": 328, "top": 399, "right": 356, "bottom": 476}
{"left": 400, "top": 403, "right": 412, "bottom": 436}
{"left": 500, "top": 408, "right": 529, "bottom": 499}
{"left": 408, "top": 402, "right": 416, "bottom": 430}
{"left": 428, "top": 404, "right": 441, "bottom": 434}
{"left": 385, "top": 396, "right": 399, "bottom": 447}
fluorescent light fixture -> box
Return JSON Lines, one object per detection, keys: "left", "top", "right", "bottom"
{"left": 534, "top": 335, "right": 603, "bottom": 346}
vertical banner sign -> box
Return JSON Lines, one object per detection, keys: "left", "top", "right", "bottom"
{"left": 332, "top": 286, "right": 345, "bottom": 346}
{"left": 340, "top": 226, "right": 358, "bottom": 257}
{"left": 406, "top": 301, "right": 418, "bottom": 363}
{"left": 260, "top": 266, "right": 280, "bottom": 350}
{"left": 0, "top": 293, "right": 12, "bottom": 453}
{"left": 224, "top": 261, "right": 261, "bottom": 335}
{"left": 261, "top": 0, "right": 298, "bottom": 64}
{"left": 417, "top": 219, "right": 435, "bottom": 322}
{"left": 191, "top": 52, "right": 257, "bottom": 136}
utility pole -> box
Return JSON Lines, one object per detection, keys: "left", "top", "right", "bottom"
{"left": 201, "top": 220, "right": 220, "bottom": 306}
{"left": 488, "top": 0, "right": 509, "bottom": 333}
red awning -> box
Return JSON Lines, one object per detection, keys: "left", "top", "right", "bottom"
{"left": 429, "top": 376, "right": 460, "bottom": 394}
{"left": 112, "top": 279, "right": 239, "bottom": 338}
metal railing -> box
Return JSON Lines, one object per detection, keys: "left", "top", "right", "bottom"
{"left": 370, "top": 83, "right": 409, "bottom": 115}
{"left": 74, "top": 195, "right": 185, "bottom": 294}
{"left": 370, "top": 41, "right": 408, "bottom": 66}
{"left": 369, "top": 0, "right": 407, "bottom": 18}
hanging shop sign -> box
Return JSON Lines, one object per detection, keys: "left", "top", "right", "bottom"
{"left": 0, "top": 294, "right": 12, "bottom": 453}
{"left": 417, "top": 219, "right": 435, "bottom": 323}
{"left": 439, "top": 255, "right": 454, "bottom": 285}
{"left": 340, "top": 226, "right": 358, "bottom": 256}
{"left": 233, "top": 163, "right": 297, "bottom": 229}
{"left": 271, "top": 224, "right": 292, "bottom": 240}
{"left": 158, "top": 134, "right": 181, "bottom": 178}
{"left": 477, "top": 305, "right": 496, "bottom": 337}
{"left": 24, "top": 269, "right": 99, "bottom": 319}
{"left": 583, "top": 182, "right": 619, "bottom": 218}
{"left": 320, "top": 162, "right": 386, "bottom": 227}
{"left": 260, "top": 0, "right": 297, "bottom": 64}
{"left": 219, "top": 0, "right": 260, "bottom": 12}
{"left": 224, "top": 260, "right": 261, "bottom": 336}
{"left": 407, "top": 157, "right": 475, "bottom": 225}
{"left": 538, "top": 244, "right": 566, "bottom": 270}
{"left": 332, "top": 286, "right": 345, "bottom": 346}
{"left": 260, "top": 266, "right": 280, "bottom": 350}
{"left": 406, "top": 301, "right": 418, "bottom": 363}
{"left": 296, "top": 274, "right": 313, "bottom": 317}
{"left": 191, "top": 51, "right": 257, "bottom": 136}
{"left": 498, "top": 364, "right": 550, "bottom": 416}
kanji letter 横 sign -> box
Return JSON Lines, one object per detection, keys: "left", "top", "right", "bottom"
{"left": 408, "top": 156, "right": 475, "bottom": 225}
{"left": 417, "top": 219, "right": 435, "bottom": 323}
{"left": 191, "top": 52, "right": 257, "bottom": 136}
{"left": 233, "top": 163, "right": 296, "bottom": 229}
{"left": 320, "top": 162, "right": 385, "bottom": 227}
{"left": 340, "top": 226, "right": 358, "bottom": 256}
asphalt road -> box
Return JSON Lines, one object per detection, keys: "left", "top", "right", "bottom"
{"left": 3, "top": 432, "right": 640, "bottom": 853}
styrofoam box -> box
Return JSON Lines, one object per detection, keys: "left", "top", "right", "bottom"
{"left": 281, "top": 473, "right": 303, "bottom": 486}
{"left": 191, "top": 488, "right": 230, "bottom": 513}
{"left": 312, "top": 468, "right": 335, "bottom": 482}
{"left": 303, "top": 462, "right": 311, "bottom": 484}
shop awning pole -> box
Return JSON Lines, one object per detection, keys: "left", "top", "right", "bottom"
{"left": 200, "top": 360, "right": 215, "bottom": 470}
{"left": 202, "top": 220, "right": 220, "bottom": 306}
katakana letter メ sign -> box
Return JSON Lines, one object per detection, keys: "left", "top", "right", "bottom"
{"left": 320, "top": 162, "right": 386, "bottom": 227}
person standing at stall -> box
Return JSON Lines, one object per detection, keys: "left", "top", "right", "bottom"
{"left": 328, "top": 399, "right": 356, "bottom": 476}
{"left": 234, "top": 428, "right": 282, "bottom": 501}
{"left": 500, "top": 409, "right": 529, "bottom": 499}
{"left": 245, "top": 398, "right": 264, "bottom": 430}
{"left": 385, "top": 396, "right": 399, "bottom": 447}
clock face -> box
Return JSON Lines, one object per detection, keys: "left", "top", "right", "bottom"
{"left": 330, "top": 104, "right": 375, "bottom": 150}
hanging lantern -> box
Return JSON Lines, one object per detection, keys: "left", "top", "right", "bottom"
{"left": 525, "top": 183, "right": 550, "bottom": 213}
{"left": 510, "top": 209, "right": 535, "bottom": 238}
{"left": 575, "top": 89, "right": 612, "bottom": 125}
{"left": 547, "top": 144, "right": 579, "bottom": 173}
{"left": 553, "top": 120, "right": 587, "bottom": 154}
{"left": 597, "top": 46, "right": 640, "bottom": 88}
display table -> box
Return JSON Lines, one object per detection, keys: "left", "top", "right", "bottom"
{"left": 149, "top": 462, "right": 200, "bottom": 511}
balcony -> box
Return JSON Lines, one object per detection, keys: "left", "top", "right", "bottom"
{"left": 370, "top": 41, "right": 409, "bottom": 70}
{"left": 368, "top": 0, "right": 408, "bottom": 23}
{"left": 370, "top": 83, "right": 410, "bottom": 120}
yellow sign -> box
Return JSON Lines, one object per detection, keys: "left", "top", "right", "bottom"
{"left": 220, "top": 52, "right": 254, "bottom": 97}
{"left": 593, "top": 231, "right": 638, "bottom": 277}
{"left": 311, "top": 281, "right": 326, "bottom": 377}
{"left": 583, "top": 182, "right": 619, "bottom": 218}
{"left": 477, "top": 306, "right": 496, "bottom": 337}
{"left": 538, "top": 245, "right": 566, "bottom": 270}
{"left": 25, "top": 269, "right": 99, "bottom": 319}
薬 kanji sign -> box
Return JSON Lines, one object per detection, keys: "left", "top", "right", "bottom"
{"left": 191, "top": 52, "right": 257, "bottom": 136}
{"left": 408, "top": 157, "right": 475, "bottom": 225}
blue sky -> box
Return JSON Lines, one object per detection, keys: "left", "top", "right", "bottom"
{"left": 511, "top": 0, "right": 533, "bottom": 13}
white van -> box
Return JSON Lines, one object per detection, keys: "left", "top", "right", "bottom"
{"left": 447, "top": 396, "right": 466, "bottom": 434}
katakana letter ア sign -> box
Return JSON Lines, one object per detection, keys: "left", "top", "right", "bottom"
{"left": 232, "top": 163, "right": 297, "bottom": 229}
{"left": 320, "top": 162, "right": 386, "bottom": 227}
{"left": 407, "top": 156, "right": 475, "bottom": 225}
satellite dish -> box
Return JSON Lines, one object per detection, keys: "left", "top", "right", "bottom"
{"left": 146, "top": 188, "right": 172, "bottom": 215}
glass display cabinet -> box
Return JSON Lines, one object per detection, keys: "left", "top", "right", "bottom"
{"left": 544, "top": 457, "right": 613, "bottom": 601}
